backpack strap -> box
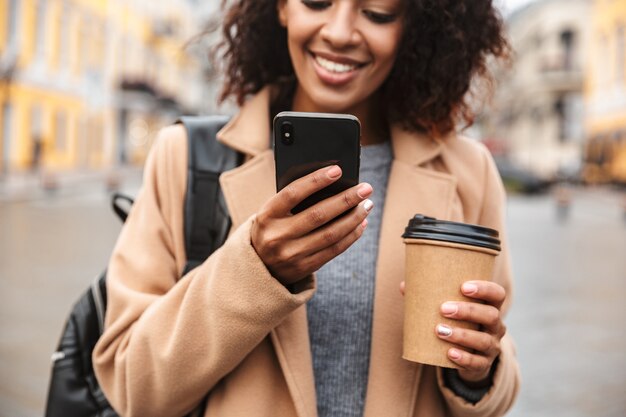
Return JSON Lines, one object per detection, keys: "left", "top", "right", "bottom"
{"left": 111, "top": 193, "right": 134, "bottom": 223}
{"left": 177, "top": 116, "right": 243, "bottom": 275}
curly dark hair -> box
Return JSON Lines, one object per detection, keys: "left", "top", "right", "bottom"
{"left": 215, "top": 0, "right": 509, "bottom": 136}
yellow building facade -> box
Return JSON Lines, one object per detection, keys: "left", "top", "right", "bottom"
{"left": 584, "top": 0, "right": 626, "bottom": 183}
{"left": 0, "top": 0, "right": 204, "bottom": 174}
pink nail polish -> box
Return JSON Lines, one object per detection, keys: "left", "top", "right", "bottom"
{"left": 449, "top": 349, "right": 462, "bottom": 360}
{"left": 462, "top": 282, "right": 478, "bottom": 295}
{"left": 357, "top": 183, "right": 373, "bottom": 199}
{"left": 441, "top": 302, "right": 458, "bottom": 315}
{"left": 327, "top": 166, "right": 341, "bottom": 178}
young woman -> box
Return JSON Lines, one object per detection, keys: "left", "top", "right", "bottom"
{"left": 93, "top": 1, "right": 520, "bottom": 416}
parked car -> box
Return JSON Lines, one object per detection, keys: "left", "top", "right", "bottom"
{"left": 494, "top": 157, "right": 553, "bottom": 194}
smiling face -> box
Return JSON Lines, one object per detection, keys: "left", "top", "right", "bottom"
{"left": 277, "top": 0, "right": 404, "bottom": 117}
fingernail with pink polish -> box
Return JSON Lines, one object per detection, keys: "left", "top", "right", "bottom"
{"left": 441, "top": 302, "right": 458, "bottom": 315}
{"left": 357, "top": 183, "right": 373, "bottom": 199}
{"left": 449, "top": 349, "right": 462, "bottom": 360}
{"left": 462, "top": 282, "right": 478, "bottom": 295}
{"left": 327, "top": 166, "right": 341, "bottom": 178}
{"left": 363, "top": 199, "right": 374, "bottom": 212}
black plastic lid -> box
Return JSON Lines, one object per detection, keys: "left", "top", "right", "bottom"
{"left": 402, "top": 214, "right": 501, "bottom": 252}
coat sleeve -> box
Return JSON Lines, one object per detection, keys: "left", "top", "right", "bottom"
{"left": 437, "top": 144, "right": 521, "bottom": 417}
{"left": 92, "top": 125, "right": 315, "bottom": 417}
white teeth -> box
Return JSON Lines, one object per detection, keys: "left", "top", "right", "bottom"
{"left": 315, "top": 55, "right": 357, "bottom": 73}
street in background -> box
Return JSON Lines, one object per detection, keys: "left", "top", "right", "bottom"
{"left": 1, "top": 183, "right": 624, "bottom": 417}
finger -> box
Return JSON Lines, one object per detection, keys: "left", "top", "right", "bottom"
{"left": 435, "top": 325, "right": 501, "bottom": 358}
{"left": 447, "top": 348, "right": 492, "bottom": 376}
{"left": 301, "top": 220, "right": 367, "bottom": 273}
{"left": 461, "top": 280, "right": 506, "bottom": 310}
{"left": 271, "top": 165, "right": 343, "bottom": 215}
{"left": 440, "top": 301, "right": 506, "bottom": 336}
{"left": 296, "top": 199, "right": 373, "bottom": 256}
{"left": 273, "top": 202, "right": 369, "bottom": 261}
{"left": 287, "top": 182, "right": 373, "bottom": 236}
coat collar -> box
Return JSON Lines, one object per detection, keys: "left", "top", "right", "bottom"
{"left": 390, "top": 124, "right": 446, "bottom": 167}
{"left": 216, "top": 87, "right": 273, "bottom": 157}
{"left": 217, "top": 86, "right": 446, "bottom": 167}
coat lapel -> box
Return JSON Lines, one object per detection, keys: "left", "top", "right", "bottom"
{"left": 217, "top": 93, "right": 318, "bottom": 417}
{"left": 219, "top": 151, "right": 318, "bottom": 417}
{"left": 270, "top": 308, "right": 318, "bottom": 417}
{"left": 218, "top": 149, "right": 275, "bottom": 229}
{"left": 363, "top": 128, "right": 457, "bottom": 417}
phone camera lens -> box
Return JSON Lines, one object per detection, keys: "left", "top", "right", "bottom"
{"left": 281, "top": 122, "right": 294, "bottom": 146}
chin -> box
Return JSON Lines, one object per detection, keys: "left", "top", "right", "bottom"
{"left": 309, "top": 91, "right": 361, "bottom": 114}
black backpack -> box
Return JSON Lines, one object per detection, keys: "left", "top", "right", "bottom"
{"left": 45, "top": 116, "right": 242, "bottom": 417}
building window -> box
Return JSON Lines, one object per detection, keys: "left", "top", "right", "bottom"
{"left": 59, "top": 4, "right": 71, "bottom": 72}
{"left": 77, "top": 116, "right": 89, "bottom": 167}
{"left": 94, "top": 23, "right": 106, "bottom": 69}
{"left": 91, "top": 116, "right": 104, "bottom": 165}
{"left": 554, "top": 98, "right": 567, "bottom": 142}
{"left": 30, "top": 107, "right": 44, "bottom": 169}
{"left": 33, "top": 0, "right": 47, "bottom": 62}
{"left": 7, "top": 0, "right": 19, "bottom": 49}
{"left": 55, "top": 111, "right": 68, "bottom": 153}
{"left": 617, "top": 25, "right": 625, "bottom": 85}
{"left": 554, "top": 95, "right": 583, "bottom": 143}
{"left": 560, "top": 29, "right": 575, "bottom": 71}
{"left": 2, "top": 103, "right": 13, "bottom": 173}
{"left": 79, "top": 17, "right": 91, "bottom": 74}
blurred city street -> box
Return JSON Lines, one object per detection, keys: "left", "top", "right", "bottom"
{"left": 504, "top": 187, "right": 626, "bottom": 417}
{"left": 0, "top": 175, "right": 142, "bottom": 417}
{"left": 0, "top": 183, "right": 624, "bottom": 417}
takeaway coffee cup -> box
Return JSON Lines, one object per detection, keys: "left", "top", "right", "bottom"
{"left": 401, "top": 214, "right": 501, "bottom": 368}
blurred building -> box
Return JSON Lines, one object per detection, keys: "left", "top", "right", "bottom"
{"left": 584, "top": 0, "right": 626, "bottom": 184}
{"left": 481, "top": 0, "right": 592, "bottom": 179}
{"left": 0, "top": 0, "right": 212, "bottom": 176}
{"left": 184, "top": 0, "right": 232, "bottom": 116}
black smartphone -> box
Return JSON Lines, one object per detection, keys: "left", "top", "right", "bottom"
{"left": 273, "top": 111, "right": 361, "bottom": 214}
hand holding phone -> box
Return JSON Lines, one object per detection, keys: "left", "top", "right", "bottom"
{"left": 249, "top": 112, "right": 372, "bottom": 284}
{"left": 251, "top": 165, "right": 373, "bottom": 285}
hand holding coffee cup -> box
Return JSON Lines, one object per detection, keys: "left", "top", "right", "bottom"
{"left": 400, "top": 279, "right": 506, "bottom": 383}
{"left": 438, "top": 279, "right": 507, "bottom": 384}
{"left": 400, "top": 215, "right": 507, "bottom": 383}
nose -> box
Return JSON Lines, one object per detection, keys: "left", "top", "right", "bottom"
{"left": 319, "top": 5, "right": 361, "bottom": 48}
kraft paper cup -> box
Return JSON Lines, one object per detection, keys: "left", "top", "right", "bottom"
{"left": 401, "top": 215, "right": 501, "bottom": 369}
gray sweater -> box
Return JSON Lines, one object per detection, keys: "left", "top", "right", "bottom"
{"left": 305, "top": 141, "right": 491, "bottom": 416}
{"left": 307, "top": 141, "right": 393, "bottom": 417}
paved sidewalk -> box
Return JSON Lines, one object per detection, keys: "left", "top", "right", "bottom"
{"left": 0, "top": 166, "right": 144, "bottom": 203}
{"left": 0, "top": 183, "right": 624, "bottom": 416}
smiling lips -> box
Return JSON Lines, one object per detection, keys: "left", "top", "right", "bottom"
{"left": 315, "top": 55, "right": 358, "bottom": 73}
{"left": 311, "top": 52, "right": 367, "bottom": 85}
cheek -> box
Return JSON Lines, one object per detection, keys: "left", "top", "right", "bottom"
{"left": 285, "top": 23, "right": 314, "bottom": 62}
{"left": 371, "top": 29, "right": 403, "bottom": 74}
{"left": 285, "top": 33, "right": 306, "bottom": 74}
{"left": 372, "top": 47, "right": 399, "bottom": 80}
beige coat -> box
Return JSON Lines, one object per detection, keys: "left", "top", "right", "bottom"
{"left": 93, "top": 88, "right": 520, "bottom": 417}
